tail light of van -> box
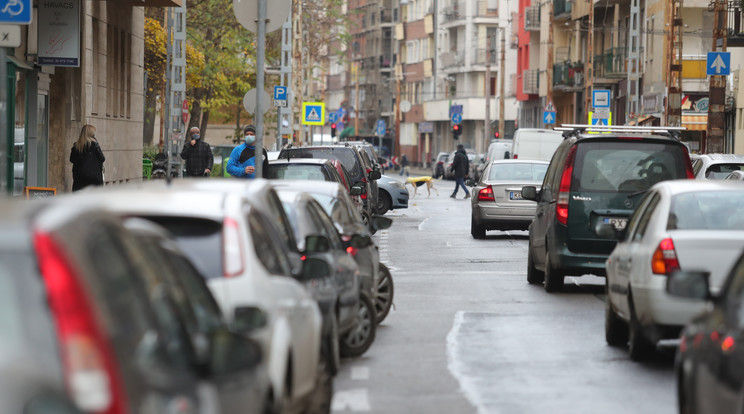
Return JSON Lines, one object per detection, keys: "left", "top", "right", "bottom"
{"left": 478, "top": 186, "right": 495, "bottom": 201}
{"left": 556, "top": 146, "right": 577, "bottom": 225}
{"left": 223, "top": 217, "right": 244, "bottom": 277}
{"left": 651, "top": 237, "right": 680, "bottom": 275}
{"left": 513, "top": 154, "right": 518, "bottom": 159}
{"left": 34, "top": 232, "right": 128, "bottom": 414}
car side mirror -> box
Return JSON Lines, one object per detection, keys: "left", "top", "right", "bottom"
{"left": 350, "top": 185, "right": 363, "bottom": 196}
{"left": 231, "top": 306, "right": 268, "bottom": 335}
{"left": 522, "top": 186, "right": 538, "bottom": 201}
{"left": 207, "top": 329, "right": 262, "bottom": 377}
{"left": 301, "top": 257, "right": 332, "bottom": 279}
{"left": 305, "top": 235, "right": 330, "bottom": 253}
{"left": 466, "top": 178, "right": 476, "bottom": 186}
{"left": 346, "top": 234, "right": 373, "bottom": 249}
{"left": 368, "top": 170, "right": 382, "bottom": 180}
{"left": 372, "top": 216, "right": 392, "bottom": 231}
{"left": 666, "top": 270, "right": 712, "bottom": 301}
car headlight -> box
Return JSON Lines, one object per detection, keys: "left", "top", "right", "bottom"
{"left": 390, "top": 181, "right": 405, "bottom": 189}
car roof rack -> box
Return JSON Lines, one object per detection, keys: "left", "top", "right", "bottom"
{"left": 555, "top": 124, "right": 686, "bottom": 140}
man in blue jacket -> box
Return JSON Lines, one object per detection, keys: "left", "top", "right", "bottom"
{"left": 227, "top": 125, "right": 269, "bottom": 178}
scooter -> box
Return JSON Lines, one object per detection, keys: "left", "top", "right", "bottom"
{"left": 150, "top": 153, "right": 168, "bottom": 179}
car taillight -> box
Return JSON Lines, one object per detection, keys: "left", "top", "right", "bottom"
{"left": 683, "top": 153, "right": 695, "bottom": 179}
{"left": 722, "top": 336, "right": 735, "bottom": 353}
{"left": 513, "top": 154, "right": 518, "bottom": 159}
{"left": 556, "top": 146, "right": 577, "bottom": 225}
{"left": 223, "top": 217, "right": 244, "bottom": 277}
{"left": 360, "top": 192, "right": 367, "bottom": 200}
{"left": 478, "top": 186, "right": 494, "bottom": 201}
{"left": 437, "top": 161, "right": 443, "bottom": 165}
{"left": 651, "top": 237, "right": 680, "bottom": 275}
{"left": 34, "top": 232, "right": 128, "bottom": 414}
{"left": 346, "top": 246, "right": 358, "bottom": 256}
{"left": 679, "top": 335, "right": 687, "bottom": 353}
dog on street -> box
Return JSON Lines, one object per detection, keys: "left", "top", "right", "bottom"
{"left": 405, "top": 176, "right": 440, "bottom": 198}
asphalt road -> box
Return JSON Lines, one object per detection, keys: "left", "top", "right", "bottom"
{"left": 331, "top": 188, "right": 677, "bottom": 414}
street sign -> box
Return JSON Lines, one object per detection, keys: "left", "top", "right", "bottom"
{"left": 328, "top": 111, "right": 339, "bottom": 124}
{"left": 451, "top": 113, "right": 462, "bottom": 124}
{"left": 273, "top": 86, "right": 287, "bottom": 107}
{"left": 302, "top": 102, "right": 325, "bottom": 125}
{"left": 0, "top": 24, "right": 20, "bottom": 47}
{"left": 593, "top": 107, "right": 610, "bottom": 119}
{"left": 706, "top": 52, "right": 731, "bottom": 76}
{"left": 592, "top": 90, "right": 611, "bottom": 108}
{"left": 233, "top": 0, "right": 290, "bottom": 33}
{"left": 243, "top": 89, "right": 271, "bottom": 114}
{"left": 376, "top": 119, "right": 386, "bottom": 136}
{"left": 543, "top": 111, "right": 556, "bottom": 124}
{"left": 449, "top": 105, "right": 463, "bottom": 116}
{"left": 0, "top": 0, "right": 32, "bottom": 24}
{"left": 182, "top": 99, "right": 189, "bottom": 124}
{"left": 544, "top": 101, "right": 555, "bottom": 112}
{"left": 589, "top": 111, "right": 613, "bottom": 127}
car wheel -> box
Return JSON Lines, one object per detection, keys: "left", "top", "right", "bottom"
{"left": 471, "top": 216, "right": 486, "bottom": 239}
{"left": 543, "top": 252, "right": 565, "bottom": 292}
{"left": 526, "top": 243, "right": 544, "bottom": 284}
{"left": 361, "top": 212, "right": 376, "bottom": 235}
{"left": 375, "top": 263, "right": 394, "bottom": 323}
{"left": 605, "top": 285, "right": 628, "bottom": 346}
{"left": 322, "top": 315, "right": 341, "bottom": 376}
{"left": 340, "top": 294, "right": 377, "bottom": 358}
{"left": 628, "top": 296, "right": 654, "bottom": 361}
{"left": 377, "top": 191, "right": 392, "bottom": 215}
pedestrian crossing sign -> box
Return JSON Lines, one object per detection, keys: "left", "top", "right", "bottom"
{"left": 302, "top": 102, "right": 325, "bottom": 126}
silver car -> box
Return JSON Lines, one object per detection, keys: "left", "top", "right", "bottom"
{"left": 692, "top": 153, "right": 744, "bottom": 179}
{"left": 376, "top": 174, "right": 409, "bottom": 215}
{"left": 603, "top": 180, "right": 744, "bottom": 361}
{"left": 469, "top": 159, "right": 549, "bottom": 238}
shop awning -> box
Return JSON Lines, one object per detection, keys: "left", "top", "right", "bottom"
{"left": 682, "top": 114, "right": 707, "bottom": 131}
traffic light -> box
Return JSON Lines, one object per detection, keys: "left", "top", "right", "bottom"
{"left": 494, "top": 131, "right": 500, "bottom": 139}
{"left": 452, "top": 124, "right": 461, "bottom": 139}
{"left": 331, "top": 123, "right": 337, "bottom": 137}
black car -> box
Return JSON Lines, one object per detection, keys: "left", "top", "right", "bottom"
{"left": 522, "top": 125, "right": 694, "bottom": 292}
{"left": 667, "top": 256, "right": 744, "bottom": 414}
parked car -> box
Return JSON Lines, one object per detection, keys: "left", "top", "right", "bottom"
{"left": 433, "top": 152, "right": 450, "bottom": 178}
{"left": 445, "top": 150, "right": 477, "bottom": 180}
{"left": 667, "top": 254, "right": 744, "bottom": 413}
{"left": 346, "top": 140, "right": 381, "bottom": 169}
{"left": 691, "top": 153, "right": 744, "bottom": 179}
{"left": 74, "top": 179, "right": 327, "bottom": 413}
{"left": 511, "top": 128, "right": 564, "bottom": 161}
{"left": 277, "top": 190, "right": 362, "bottom": 374}
{"left": 471, "top": 153, "right": 488, "bottom": 181}
{"left": 268, "top": 158, "right": 347, "bottom": 182}
{"left": 522, "top": 125, "right": 695, "bottom": 292}
{"left": 469, "top": 159, "right": 549, "bottom": 238}
{"left": 376, "top": 174, "right": 409, "bottom": 215}
{"left": 602, "top": 180, "right": 744, "bottom": 361}
{"left": 486, "top": 139, "right": 514, "bottom": 163}
{"left": 0, "top": 198, "right": 263, "bottom": 414}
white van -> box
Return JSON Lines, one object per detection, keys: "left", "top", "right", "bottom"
{"left": 511, "top": 128, "right": 564, "bottom": 161}
{"left": 485, "top": 139, "right": 514, "bottom": 163}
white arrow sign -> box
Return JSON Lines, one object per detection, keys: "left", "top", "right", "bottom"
{"left": 711, "top": 55, "right": 727, "bottom": 74}
{"left": 545, "top": 112, "right": 554, "bottom": 123}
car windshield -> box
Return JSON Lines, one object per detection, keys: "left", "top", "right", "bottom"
{"left": 310, "top": 193, "right": 358, "bottom": 229}
{"left": 668, "top": 190, "right": 744, "bottom": 230}
{"left": 488, "top": 163, "right": 547, "bottom": 181}
{"left": 574, "top": 142, "right": 687, "bottom": 193}
{"left": 145, "top": 217, "right": 224, "bottom": 279}
{"left": 285, "top": 148, "right": 362, "bottom": 178}
{"left": 267, "top": 164, "right": 329, "bottom": 181}
{"left": 704, "top": 163, "right": 744, "bottom": 180}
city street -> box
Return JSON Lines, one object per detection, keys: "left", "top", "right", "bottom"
{"left": 333, "top": 191, "right": 676, "bottom": 414}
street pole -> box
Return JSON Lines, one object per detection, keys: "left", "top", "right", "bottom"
{"left": 547, "top": 0, "right": 554, "bottom": 126}
{"left": 354, "top": 61, "right": 360, "bottom": 138}
{"left": 395, "top": 73, "right": 401, "bottom": 159}
{"left": 499, "top": 27, "right": 505, "bottom": 140}
{"left": 665, "top": 0, "right": 683, "bottom": 127}
{"left": 254, "top": 0, "right": 266, "bottom": 178}
{"left": 706, "top": 0, "right": 727, "bottom": 153}
{"left": 485, "top": 35, "right": 491, "bottom": 150}
{"left": 584, "top": 0, "right": 594, "bottom": 122}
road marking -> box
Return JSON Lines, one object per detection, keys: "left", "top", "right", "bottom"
{"left": 446, "top": 311, "right": 484, "bottom": 412}
{"left": 331, "top": 388, "right": 371, "bottom": 412}
{"left": 418, "top": 217, "right": 431, "bottom": 231}
{"left": 351, "top": 366, "right": 370, "bottom": 380}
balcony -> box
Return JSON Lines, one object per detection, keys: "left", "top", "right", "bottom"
{"left": 442, "top": 50, "right": 465, "bottom": 68}
{"left": 594, "top": 47, "right": 627, "bottom": 79}
{"left": 473, "top": 48, "right": 498, "bottom": 65}
{"left": 380, "top": 54, "right": 393, "bottom": 69}
{"left": 475, "top": 1, "right": 498, "bottom": 16}
{"left": 553, "top": 62, "right": 584, "bottom": 90}
{"left": 523, "top": 69, "right": 539, "bottom": 94}
{"left": 509, "top": 73, "right": 517, "bottom": 97}
{"left": 727, "top": 1, "right": 744, "bottom": 47}
{"left": 524, "top": 6, "right": 540, "bottom": 31}
{"left": 553, "top": 0, "right": 572, "bottom": 20}
{"left": 442, "top": 2, "right": 466, "bottom": 23}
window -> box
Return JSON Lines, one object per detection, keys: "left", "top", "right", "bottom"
{"left": 631, "top": 193, "right": 660, "bottom": 242}
{"left": 249, "top": 212, "right": 291, "bottom": 276}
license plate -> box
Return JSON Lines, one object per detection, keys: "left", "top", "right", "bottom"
{"left": 509, "top": 191, "right": 523, "bottom": 200}
{"left": 604, "top": 217, "right": 628, "bottom": 230}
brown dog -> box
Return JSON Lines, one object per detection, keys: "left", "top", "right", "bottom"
{"left": 405, "top": 176, "right": 440, "bottom": 198}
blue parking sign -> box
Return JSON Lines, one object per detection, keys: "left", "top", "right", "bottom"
{"left": 0, "top": 0, "right": 32, "bottom": 24}
{"left": 376, "top": 119, "right": 386, "bottom": 136}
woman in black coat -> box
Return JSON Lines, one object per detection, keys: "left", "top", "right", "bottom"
{"left": 70, "top": 124, "right": 105, "bottom": 191}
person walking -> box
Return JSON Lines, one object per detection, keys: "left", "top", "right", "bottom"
{"left": 226, "top": 125, "right": 269, "bottom": 179}
{"left": 399, "top": 154, "right": 410, "bottom": 176}
{"left": 70, "top": 124, "right": 105, "bottom": 191}
{"left": 450, "top": 144, "right": 470, "bottom": 199}
{"left": 180, "top": 127, "right": 214, "bottom": 177}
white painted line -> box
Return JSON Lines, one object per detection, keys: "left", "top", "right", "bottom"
{"left": 331, "top": 388, "right": 371, "bottom": 412}
{"left": 351, "top": 366, "right": 370, "bottom": 380}
{"left": 418, "top": 217, "right": 431, "bottom": 231}
{"left": 446, "top": 311, "right": 486, "bottom": 414}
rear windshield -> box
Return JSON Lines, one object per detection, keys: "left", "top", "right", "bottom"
{"left": 574, "top": 142, "right": 688, "bottom": 193}
{"left": 146, "top": 217, "right": 223, "bottom": 279}
{"left": 669, "top": 191, "right": 744, "bottom": 230}
{"left": 488, "top": 163, "right": 547, "bottom": 181}
{"left": 704, "top": 163, "right": 744, "bottom": 180}
{"left": 267, "top": 164, "right": 330, "bottom": 181}
{"left": 282, "top": 148, "right": 362, "bottom": 179}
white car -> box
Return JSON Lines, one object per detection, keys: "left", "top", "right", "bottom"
{"left": 72, "top": 179, "right": 326, "bottom": 412}
{"left": 691, "top": 153, "right": 744, "bottom": 179}
{"left": 603, "top": 180, "right": 744, "bottom": 361}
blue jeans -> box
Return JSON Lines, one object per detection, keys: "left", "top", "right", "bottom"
{"left": 453, "top": 177, "right": 469, "bottom": 196}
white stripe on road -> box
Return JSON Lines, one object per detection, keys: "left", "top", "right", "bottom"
{"left": 418, "top": 217, "right": 431, "bottom": 231}
{"left": 446, "top": 311, "right": 487, "bottom": 414}
{"left": 351, "top": 366, "right": 370, "bottom": 380}
{"left": 331, "top": 388, "right": 371, "bottom": 412}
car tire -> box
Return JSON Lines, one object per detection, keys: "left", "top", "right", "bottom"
{"left": 628, "top": 296, "right": 654, "bottom": 361}
{"left": 471, "top": 217, "right": 486, "bottom": 239}
{"left": 375, "top": 263, "right": 394, "bottom": 323}
{"left": 526, "top": 243, "right": 544, "bottom": 284}
{"left": 543, "top": 252, "right": 565, "bottom": 292}
{"left": 377, "top": 191, "right": 392, "bottom": 216}
{"left": 605, "top": 286, "right": 628, "bottom": 346}
{"left": 340, "top": 294, "right": 377, "bottom": 358}
{"left": 322, "top": 315, "right": 341, "bottom": 376}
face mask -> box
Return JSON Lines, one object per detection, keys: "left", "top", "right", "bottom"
{"left": 245, "top": 135, "right": 255, "bottom": 145}
{"left": 193, "top": 134, "right": 200, "bottom": 140}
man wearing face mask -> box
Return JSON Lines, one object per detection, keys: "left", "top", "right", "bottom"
{"left": 226, "top": 124, "right": 269, "bottom": 179}
{"left": 180, "top": 126, "right": 214, "bottom": 177}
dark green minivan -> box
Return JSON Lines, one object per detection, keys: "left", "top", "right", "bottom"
{"left": 522, "top": 127, "right": 694, "bottom": 292}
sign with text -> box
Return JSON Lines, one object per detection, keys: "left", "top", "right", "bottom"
{"left": 592, "top": 89, "right": 611, "bottom": 108}
{"left": 38, "top": 0, "right": 80, "bottom": 67}
{"left": 24, "top": 186, "right": 56, "bottom": 199}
